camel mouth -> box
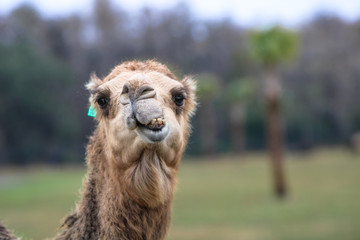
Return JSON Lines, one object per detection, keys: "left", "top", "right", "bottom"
{"left": 135, "top": 117, "right": 170, "bottom": 143}
{"left": 145, "top": 117, "right": 166, "bottom": 131}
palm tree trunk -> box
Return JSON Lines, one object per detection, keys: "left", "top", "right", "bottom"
{"left": 0, "top": 129, "right": 8, "bottom": 164}
{"left": 229, "top": 103, "right": 246, "bottom": 154}
{"left": 265, "top": 66, "right": 287, "bottom": 198}
{"left": 199, "top": 100, "right": 217, "bottom": 155}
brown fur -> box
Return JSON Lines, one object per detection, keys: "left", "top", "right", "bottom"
{"left": 103, "top": 60, "right": 178, "bottom": 83}
{"left": 56, "top": 60, "right": 196, "bottom": 240}
{"left": 0, "top": 222, "right": 17, "bottom": 240}
{"left": 56, "top": 131, "right": 171, "bottom": 240}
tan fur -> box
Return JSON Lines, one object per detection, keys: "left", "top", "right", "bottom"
{"left": 103, "top": 60, "right": 178, "bottom": 83}
{"left": 56, "top": 60, "right": 197, "bottom": 240}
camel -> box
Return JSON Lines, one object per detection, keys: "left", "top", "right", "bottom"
{"left": 0, "top": 60, "right": 197, "bottom": 240}
{"left": 0, "top": 223, "right": 16, "bottom": 240}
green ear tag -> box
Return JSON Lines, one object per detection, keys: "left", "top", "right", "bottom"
{"left": 87, "top": 105, "right": 97, "bottom": 117}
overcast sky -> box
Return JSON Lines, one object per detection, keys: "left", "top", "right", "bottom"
{"left": 0, "top": 0, "right": 359, "bottom": 27}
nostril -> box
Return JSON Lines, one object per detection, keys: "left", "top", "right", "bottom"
{"left": 120, "top": 83, "right": 131, "bottom": 105}
{"left": 137, "top": 86, "right": 156, "bottom": 100}
{"left": 140, "top": 86, "right": 154, "bottom": 95}
{"left": 121, "top": 83, "right": 130, "bottom": 94}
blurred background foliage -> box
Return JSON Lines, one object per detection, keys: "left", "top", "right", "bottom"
{"left": 0, "top": 0, "right": 360, "bottom": 165}
{"left": 250, "top": 26, "right": 298, "bottom": 67}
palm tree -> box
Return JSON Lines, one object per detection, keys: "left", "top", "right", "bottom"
{"left": 225, "top": 77, "right": 255, "bottom": 154}
{"left": 197, "top": 73, "right": 220, "bottom": 155}
{"left": 250, "top": 26, "right": 298, "bottom": 198}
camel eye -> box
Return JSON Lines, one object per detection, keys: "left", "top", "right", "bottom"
{"left": 173, "top": 94, "right": 185, "bottom": 107}
{"left": 97, "top": 97, "right": 109, "bottom": 109}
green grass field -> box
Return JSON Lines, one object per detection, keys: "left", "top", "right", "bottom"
{"left": 0, "top": 148, "right": 359, "bottom": 240}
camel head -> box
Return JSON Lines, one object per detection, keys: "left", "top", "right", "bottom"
{"left": 86, "top": 60, "right": 196, "bottom": 207}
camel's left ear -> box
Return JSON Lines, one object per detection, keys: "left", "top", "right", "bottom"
{"left": 181, "top": 76, "right": 197, "bottom": 116}
{"left": 85, "top": 72, "right": 103, "bottom": 94}
{"left": 85, "top": 73, "right": 103, "bottom": 118}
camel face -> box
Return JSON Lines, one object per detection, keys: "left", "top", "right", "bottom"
{"left": 106, "top": 72, "right": 186, "bottom": 146}
{"left": 87, "top": 61, "right": 196, "bottom": 167}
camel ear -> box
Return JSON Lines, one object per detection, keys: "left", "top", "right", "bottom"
{"left": 181, "top": 76, "right": 197, "bottom": 116}
{"left": 86, "top": 72, "right": 102, "bottom": 94}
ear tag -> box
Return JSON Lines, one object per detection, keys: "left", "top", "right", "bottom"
{"left": 87, "top": 105, "right": 97, "bottom": 117}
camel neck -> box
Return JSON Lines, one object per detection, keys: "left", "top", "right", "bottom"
{"left": 89, "top": 167, "right": 172, "bottom": 240}
{"left": 56, "top": 156, "right": 172, "bottom": 240}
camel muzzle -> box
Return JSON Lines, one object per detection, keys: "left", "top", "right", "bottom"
{"left": 121, "top": 84, "right": 170, "bottom": 143}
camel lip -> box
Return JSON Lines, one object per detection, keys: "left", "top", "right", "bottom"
{"left": 136, "top": 119, "right": 165, "bottom": 132}
{"left": 135, "top": 122, "right": 170, "bottom": 143}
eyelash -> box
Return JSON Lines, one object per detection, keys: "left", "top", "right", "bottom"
{"left": 96, "top": 96, "right": 109, "bottom": 109}
{"left": 172, "top": 93, "right": 185, "bottom": 107}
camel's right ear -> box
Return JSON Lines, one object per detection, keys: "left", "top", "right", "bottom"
{"left": 181, "top": 76, "right": 197, "bottom": 117}
{"left": 86, "top": 73, "right": 103, "bottom": 94}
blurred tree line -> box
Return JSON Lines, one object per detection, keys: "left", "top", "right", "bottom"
{"left": 0, "top": 0, "right": 359, "bottom": 164}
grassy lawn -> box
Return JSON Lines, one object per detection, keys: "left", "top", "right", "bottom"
{"left": 0, "top": 148, "right": 359, "bottom": 240}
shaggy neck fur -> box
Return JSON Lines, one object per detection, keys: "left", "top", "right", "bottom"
{"left": 56, "top": 127, "right": 178, "bottom": 240}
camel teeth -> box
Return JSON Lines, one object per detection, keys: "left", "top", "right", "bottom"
{"left": 145, "top": 117, "right": 166, "bottom": 128}
{"left": 156, "top": 121, "right": 161, "bottom": 127}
